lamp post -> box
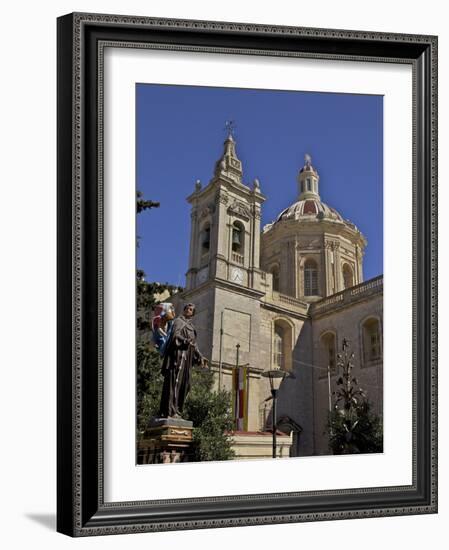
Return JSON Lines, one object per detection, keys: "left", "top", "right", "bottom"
{"left": 261, "top": 367, "right": 295, "bottom": 458}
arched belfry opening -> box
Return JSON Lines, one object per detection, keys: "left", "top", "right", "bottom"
{"left": 231, "top": 221, "right": 244, "bottom": 254}
{"left": 200, "top": 222, "right": 211, "bottom": 258}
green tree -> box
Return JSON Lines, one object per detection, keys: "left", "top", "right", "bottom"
{"left": 184, "top": 369, "right": 235, "bottom": 461}
{"left": 136, "top": 190, "right": 160, "bottom": 213}
{"left": 136, "top": 340, "right": 163, "bottom": 435}
{"left": 327, "top": 338, "right": 383, "bottom": 454}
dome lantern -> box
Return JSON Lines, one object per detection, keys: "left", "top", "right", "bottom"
{"left": 297, "top": 153, "right": 320, "bottom": 200}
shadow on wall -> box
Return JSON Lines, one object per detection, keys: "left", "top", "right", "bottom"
{"left": 264, "top": 320, "right": 314, "bottom": 457}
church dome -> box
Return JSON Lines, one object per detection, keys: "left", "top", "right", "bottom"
{"left": 262, "top": 154, "right": 360, "bottom": 233}
{"left": 276, "top": 198, "right": 344, "bottom": 223}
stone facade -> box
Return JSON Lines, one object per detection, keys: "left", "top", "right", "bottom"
{"left": 169, "top": 136, "right": 383, "bottom": 457}
{"left": 308, "top": 276, "right": 383, "bottom": 454}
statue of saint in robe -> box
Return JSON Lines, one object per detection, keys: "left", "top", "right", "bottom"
{"left": 158, "top": 303, "right": 207, "bottom": 419}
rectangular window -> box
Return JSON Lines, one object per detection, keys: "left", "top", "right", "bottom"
{"left": 305, "top": 270, "right": 318, "bottom": 295}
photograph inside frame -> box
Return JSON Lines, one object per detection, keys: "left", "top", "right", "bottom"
{"left": 135, "top": 83, "right": 384, "bottom": 465}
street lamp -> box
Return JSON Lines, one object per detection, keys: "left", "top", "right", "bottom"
{"left": 261, "top": 367, "right": 295, "bottom": 458}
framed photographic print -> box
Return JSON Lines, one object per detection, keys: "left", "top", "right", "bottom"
{"left": 57, "top": 12, "right": 437, "bottom": 536}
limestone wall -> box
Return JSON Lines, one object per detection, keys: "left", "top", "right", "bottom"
{"left": 310, "top": 280, "right": 383, "bottom": 455}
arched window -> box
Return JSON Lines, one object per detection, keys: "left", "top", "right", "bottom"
{"left": 304, "top": 259, "right": 318, "bottom": 296}
{"left": 271, "top": 265, "right": 280, "bottom": 292}
{"left": 273, "top": 325, "right": 284, "bottom": 369}
{"left": 342, "top": 263, "right": 354, "bottom": 289}
{"left": 200, "top": 223, "right": 211, "bottom": 256}
{"left": 319, "top": 332, "right": 337, "bottom": 378}
{"left": 231, "top": 221, "right": 244, "bottom": 254}
{"left": 272, "top": 319, "right": 294, "bottom": 371}
{"left": 362, "top": 318, "right": 382, "bottom": 363}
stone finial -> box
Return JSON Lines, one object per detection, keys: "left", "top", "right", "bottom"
{"left": 213, "top": 129, "right": 243, "bottom": 183}
{"left": 253, "top": 178, "right": 260, "bottom": 191}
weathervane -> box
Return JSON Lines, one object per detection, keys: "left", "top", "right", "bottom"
{"left": 224, "top": 120, "right": 237, "bottom": 138}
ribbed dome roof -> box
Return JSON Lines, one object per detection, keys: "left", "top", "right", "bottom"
{"left": 276, "top": 198, "right": 344, "bottom": 223}
{"left": 261, "top": 155, "right": 361, "bottom": 235}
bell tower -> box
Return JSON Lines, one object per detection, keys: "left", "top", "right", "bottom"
{"left": 186, "top": 130, "right": 265, "bottom": 290}
{"left": 179, "top": 128, "right": 267, "bottom": 433}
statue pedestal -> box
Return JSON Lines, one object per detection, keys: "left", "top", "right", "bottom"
{"left": 137, "top": 417, "right": 194, "bottom": 464}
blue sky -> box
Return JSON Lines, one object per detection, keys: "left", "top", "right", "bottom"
{"left": 136, "top": 84, "right": 383, "bottom": 286}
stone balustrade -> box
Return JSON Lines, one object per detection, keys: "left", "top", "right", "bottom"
{"left": 232, "top": 252, "right": 244, "bottom": 265}
{"left": 310, "top": 275, "right": 383, "bottom": 317}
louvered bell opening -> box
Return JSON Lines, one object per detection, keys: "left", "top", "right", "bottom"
{"left": 202, "top": 227, "right": 210, "bottom": 251}
{"left": 232, "top": 227, "right": 242, "bottom": 251}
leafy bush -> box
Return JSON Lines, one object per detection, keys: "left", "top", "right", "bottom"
{"left": 327, "top": 401, "right": 383, "bottom": 454}
{"left": 184, "top": 369, "right": 235, "bottom": 461}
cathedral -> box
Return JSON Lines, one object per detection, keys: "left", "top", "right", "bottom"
{"left": 170, "top": 132, "right": 383, "bottom": 457}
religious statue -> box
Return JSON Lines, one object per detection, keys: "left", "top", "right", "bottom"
{"left": 151, "top": 302, "right": 175, "bottom": 356}
{"left": 158, "top": 303, "right": 208, "bottom": 419}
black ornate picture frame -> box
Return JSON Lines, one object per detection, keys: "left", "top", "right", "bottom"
{"left": 57, "top": 12, "right": 438, "bottom": 536}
